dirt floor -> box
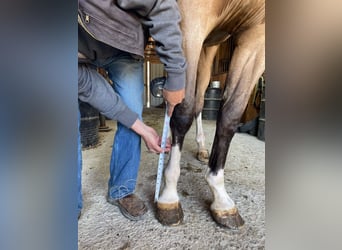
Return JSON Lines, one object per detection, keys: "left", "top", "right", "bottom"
{"left": 78, "top": 107, "right": 265, "bottom": 250}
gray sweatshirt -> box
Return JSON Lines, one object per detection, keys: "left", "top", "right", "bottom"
{"left": 78, "top": 64, "right": 139, "bottom": 128}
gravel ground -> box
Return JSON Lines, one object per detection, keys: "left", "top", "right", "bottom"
{"left": 78, "top": 108, "right": 265, "bottom": 250}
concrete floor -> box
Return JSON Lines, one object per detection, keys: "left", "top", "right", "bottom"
{"left": 78, "top": 107, "right": 265, "bottom": 250}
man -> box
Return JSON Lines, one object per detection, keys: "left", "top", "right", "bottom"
{"left": 78, "top": 0, "right": 187, "bottom": 220}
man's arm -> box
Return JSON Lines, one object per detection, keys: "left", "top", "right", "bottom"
{"left": 78, "top": 64, "right": 168, "bottom": 153}
{"left": 117, "top": 0, "right": 187, "bottom": 116}
{"left": 78, "top": 64, "right": 138, "bottom": 128}
{"left": 131, "top": 119, "right": 170, "bottom": 153}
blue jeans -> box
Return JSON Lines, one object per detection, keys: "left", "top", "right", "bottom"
{"left": 77, "top": 50, "right": 144, "bottom": 212}
{"left": 104, "top": 53, "right": 144, "bottom": 199}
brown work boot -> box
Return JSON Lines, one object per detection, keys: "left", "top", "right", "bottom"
{"left": 107, "top": 194, "right": 148, "bottom": 221}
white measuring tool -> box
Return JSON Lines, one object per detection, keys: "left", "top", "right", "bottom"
{"left": 154, "top": 109, "right": 170, "bottom": 202}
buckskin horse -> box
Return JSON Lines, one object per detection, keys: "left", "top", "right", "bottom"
{"left": 156, "top": 0, "right": 265, "bottom": 229}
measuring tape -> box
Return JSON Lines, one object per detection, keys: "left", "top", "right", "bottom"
{"left": 154, "top": 109, "right": 170, "bottom": 202}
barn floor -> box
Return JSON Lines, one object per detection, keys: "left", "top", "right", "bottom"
{"left": 78, "top": 107, "right": 265, "bottom": 250}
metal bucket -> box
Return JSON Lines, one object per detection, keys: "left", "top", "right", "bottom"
{"left": 210, "top": 81, "right": 220, "bottom": 88}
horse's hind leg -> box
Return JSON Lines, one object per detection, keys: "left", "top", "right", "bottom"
{"left": 206, "top": 24, "right": 265, "bottom": 229}
{"left": 195, "top": 45, "right": 220, "bottom": 162}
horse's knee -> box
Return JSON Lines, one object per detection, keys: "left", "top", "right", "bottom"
{"left": 170, "top": 103, "right": 194, "bottom": 146}
{"left": 172, "top": 104, "right": 194, "bottom": 129}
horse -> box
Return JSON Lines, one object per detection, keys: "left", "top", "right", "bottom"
{"left": 155, "top": 0, "right": 265, "bottom": 229}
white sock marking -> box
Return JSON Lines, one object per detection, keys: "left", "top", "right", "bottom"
{"left": 158, "top": 145, "right": 181, "bottom": 203}
{"left": 206, "top": 168, "right": 235, "bottom": 211}
{"left": 196, "top": 112, "right": 206, "bottom": 150}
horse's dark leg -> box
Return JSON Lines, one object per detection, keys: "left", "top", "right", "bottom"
{"left": 155, "top": 101, "right": 195, "bottom": 226}
{"left": 195, "top": 45, "right": 220, "bottom": 162}
{"left": 206, "top": 24, "right": 265, "bottom": 229}
{"left": 156, "top": 35, "right": 203, "bottom": 226}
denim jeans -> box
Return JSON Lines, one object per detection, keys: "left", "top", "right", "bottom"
{"left": 77, "top": 50, "right": 144, "bottom": 212}
{"left": 104, "top": 53, "right": 144, "bottom": 199}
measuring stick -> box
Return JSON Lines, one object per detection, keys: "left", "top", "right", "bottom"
{"left": 154, "top": 109, "right": 170, "bottom": 202}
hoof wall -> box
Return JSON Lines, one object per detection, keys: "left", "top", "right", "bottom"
{"left": 156, "top": 202, "right": 184, "bottom": 226}
{"left": 197, "top": 149, "right": 209, "bottom": 163}
{"left": 211, "top": 208, "right": 245, "bottom": 229}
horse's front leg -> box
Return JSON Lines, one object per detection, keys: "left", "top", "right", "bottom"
{"left": 156, "top": 102, "right": 195, "bottom": 225}
{"left": 206, "top": 24, "right": 265, "bottom": 229}
{"left": 156, "top": 24, "right": 203, "bottom": 225}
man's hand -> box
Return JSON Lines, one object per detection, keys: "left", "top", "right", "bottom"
{"left": 163, "top": 88, "right": 185, "bottom": 116}
{"left": 131, "top": 119, "right": 171, "bottom": 153}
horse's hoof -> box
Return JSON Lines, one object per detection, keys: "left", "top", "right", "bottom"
{"left": 197, "top": 149, "right": 209, "bottom": 162}
{"left": 156, "top": 202, "right": 184, "bottom": 226}
{"left": 211, "top": 207, "right": 245, "bottom": 229}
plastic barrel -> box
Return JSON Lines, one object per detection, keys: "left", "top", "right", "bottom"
{"left": 202, "top": 87, "right": 222, "bottom": 120}
{"left": 79, "top": 100, "right": 100, "bottom": 148}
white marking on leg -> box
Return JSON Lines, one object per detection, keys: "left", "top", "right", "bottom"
{"left": 196, "top": 112, "right": 206, "bottom": 151}
{"left": 205, "top": 168, "right": 235, "bottom": 211}
{"left": 158, "top": 145, "right": 181, "bottom": 203}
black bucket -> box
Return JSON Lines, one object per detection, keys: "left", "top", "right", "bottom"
{"left": 79, "top": 100, "right": 100, "bottom": 148}
{"left": 202, "top": 87, "right": 222, "bottom": 120}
